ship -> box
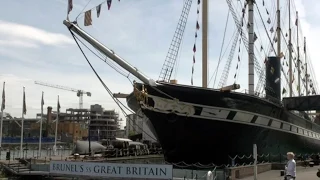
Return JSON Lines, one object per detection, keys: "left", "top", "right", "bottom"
{"left": 64, "top": 0, "right": 320, "bottom": 166}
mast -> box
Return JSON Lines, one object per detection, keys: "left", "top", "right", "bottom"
{"left": 63, "top": 20, "right": 155, "bottom": 86}
{"left": 304, "top": 37, "right": 308, "bottom": 95}
{"left": 202, "top": 0, "right": 208, "bottom": 88}
{"left": 277, "top": 0, "right": 281, "bottom": 57}
{"left": 296, "top": 11, "right": 301, "bottom": 96}
{"left": 247, "top": 0, "right": 254, "bottom": 95}
{"left": 288, "top": 0, "right": 293, "bottom": 97}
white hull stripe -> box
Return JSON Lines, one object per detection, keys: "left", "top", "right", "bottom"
{"left": 140, "top": 95, "right": 320, "bottom": 141}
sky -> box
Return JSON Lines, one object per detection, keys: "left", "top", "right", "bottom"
{"left": 0, "top": 0, "right": 320, "bottom": 128}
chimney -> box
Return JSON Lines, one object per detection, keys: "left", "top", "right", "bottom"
{"left": 47, "top": 106, "right": 52, "bottom": 123}
{"left": 44, "top": 106, "right": 52, "bottom": 137}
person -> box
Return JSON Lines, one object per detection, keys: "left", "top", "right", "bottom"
{"left": 285, "top": 152, "right": 296, "bottom": 180}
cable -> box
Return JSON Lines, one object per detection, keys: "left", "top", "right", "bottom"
{"left": 76, "top": 0, "right": 93, "bottom": 20}
{"left": 211, "top": 10, "right": 230, "bottom": 88}
{"left": 69, "top": 29, "right": 157, "bottom": 141}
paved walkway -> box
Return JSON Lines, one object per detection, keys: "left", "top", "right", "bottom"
{"left": 240, "top": 166, "right": 319, "bottom": 180}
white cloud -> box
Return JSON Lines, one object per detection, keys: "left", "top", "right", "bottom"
{"left": 0, "top": 20, "right": 74, "bottom": 48}
{"left": 0, "top": 40, "right": 38, "bottom": 48}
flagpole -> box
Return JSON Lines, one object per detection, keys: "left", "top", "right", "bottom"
{"left": 54, "top": 95, "right": 59, "bottom": 156}
{"left": 38, "top": 91, "right": 44, "bottom": 157}
{"left": 20, "top": 87, "right": 26, "bottom": 158}
{"left": 0, "top": 82, "right": 5, "bottom": 149}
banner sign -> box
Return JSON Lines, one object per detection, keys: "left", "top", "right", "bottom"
{"left": 49, "top": 161, "right": 173, "bottom": 179}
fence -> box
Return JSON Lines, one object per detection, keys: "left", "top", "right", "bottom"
{"left": 1, "top": 137, "right": 55, "bottom": 143}
{"left": 0, "top": 148, "right": 73, "bottom": 161}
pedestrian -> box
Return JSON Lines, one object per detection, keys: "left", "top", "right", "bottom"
{"left": 285, "top": 152, "right": 296, "bottom": 180}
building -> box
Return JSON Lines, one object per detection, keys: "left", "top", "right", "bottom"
{"left": 31, "top": 104, "right": 123, "bottom": 143}
{"left": 125, "top": 110, "right": 157, "bottom": 142}
{"left": 89, "top": 104, "right": 121, "bottom": 140}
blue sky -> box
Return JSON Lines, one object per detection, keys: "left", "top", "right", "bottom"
{"left": 0, "top": 0, "right": 319, "bottom": 128}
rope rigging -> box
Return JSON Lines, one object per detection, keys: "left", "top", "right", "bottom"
{"left": 68, "top": 28, "right": 157, "bottom": 141}
{"left": 158, "top": 0, "right": 193, "bottom": 83}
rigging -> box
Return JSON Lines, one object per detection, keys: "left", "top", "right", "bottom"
{"left": 226, "top": 0, "right": 265, "bottom": 94}
{"left": 158, "top": 0, "right": 193, "bottom": 82}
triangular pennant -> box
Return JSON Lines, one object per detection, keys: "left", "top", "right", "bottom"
{"left": 84, "top": 10, "right": 92, "bottom": 26}
{"left": 96, "top": 4, "right": 102, "bottom": 18}
{"left": 196, "top": 21, "right": 200, "bottom": 30}
{"left": 107, "top": 0, "right": 112, "bottom": 10}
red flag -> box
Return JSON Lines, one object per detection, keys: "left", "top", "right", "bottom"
{"left": 193, "top": 55, "right": 195, "bottom": 63}
{"left": 1, "top": 82, "right": 5, "bottom": 111}
{"left": 107, "top": 0, "right": 112, "bottom": 10}
{"left": 68, "top": 0, "right": 73, "bottom": 14}
{"left": 196, "top": 21, "right": 200, "bottom": 30}
{"left": 193, "top": 44, "right": 196, "bottom": 52}
{"left": 84, "top": 10, "right": 92, "bottom": 26}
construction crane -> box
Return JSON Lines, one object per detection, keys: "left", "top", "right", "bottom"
{"left": 34, "top": 81, "right": 91, "bottom": 109}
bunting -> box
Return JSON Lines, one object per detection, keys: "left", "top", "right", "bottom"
{"left": 191, "top": 0, "right": 201, "bottom": 85}
{"left": 233, "top": 2, "right": 247, "bottom": 82}
{"left": 84, "top": 10, "right": 92, "bottom": 26}
{"left": 1, "top": 82, "right": 4, "bottom": 111}
{"left": 96, "top": 4, "right": 102, "bottom": 18}
{"left": 71, "top": 0, "right": 122, "bottom": 27}
{"left": 107, "top": 0, "right": 112, "bottom": 10}
{"left": 68, "top": 0, "right": 73, "bottom": 14}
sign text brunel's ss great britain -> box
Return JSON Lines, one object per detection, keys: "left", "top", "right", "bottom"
{"left": 49, "top": 161, "right": 173, "bottom": 179}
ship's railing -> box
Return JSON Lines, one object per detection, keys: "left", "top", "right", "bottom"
{"left": 291, "top": 110, "right": 315, "bottom": 122}
{"left": 241, "top": 89, "right": 316, "bottom": 121}
{"left": 166, "top": 152, "right": 319, "bottom": 170}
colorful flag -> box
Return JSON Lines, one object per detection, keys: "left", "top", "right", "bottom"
{"left": 107, "top": 0, "right": 112, "bottom": 10}
{"left": 84, "top": 10, "right": 92, "bottom": 26}
{"left": 1, "top": 82, "right": 5, "bottom": 111}
{"left": 96, "top": 4, "right": 102, "bottom": 18}
{"left": 68, "top": 0, "right": 73, "bottom": 14}
{"left": 23, "top": 88, "right": 26, "bottom": 115}
{"left": 193, "top": 44, "right": 196, "bottom": 52}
